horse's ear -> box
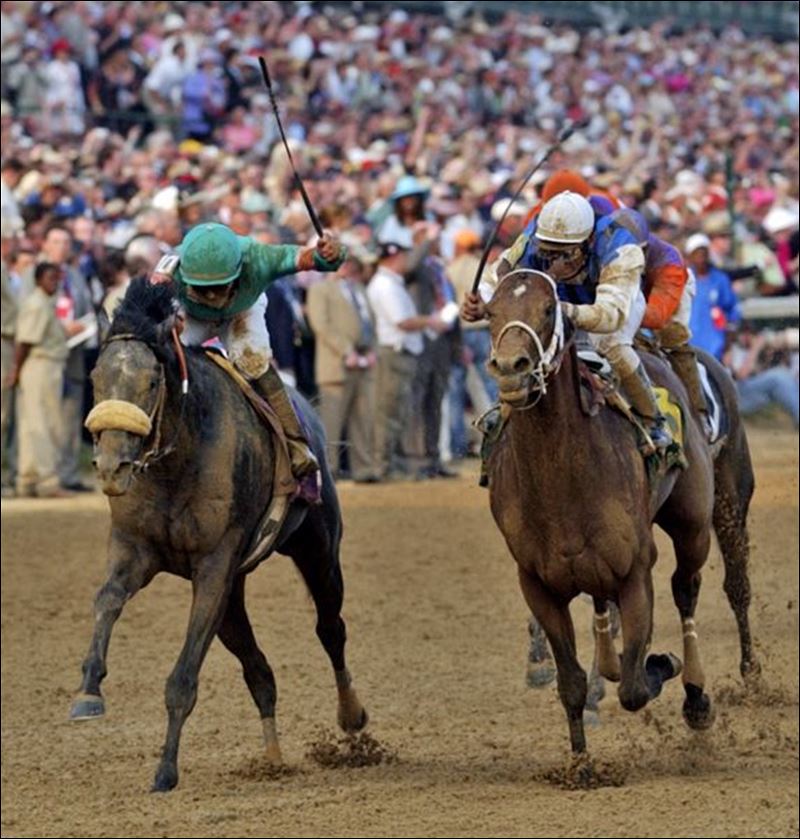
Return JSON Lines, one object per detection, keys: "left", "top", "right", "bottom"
{"left": 97, "top": 306, "right": 112, "bottom": 344}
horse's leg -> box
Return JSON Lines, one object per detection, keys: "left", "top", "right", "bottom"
{"left": 70, "top": 532, "right": 159, "bottom": 720}
{"left": 283, "top": 512, "right": 367, "bottom": 732}
{"left": 592, "top": 597, "right": 621, "bottom": 683}
{"left": 216, "top": 575, "right": 282, "bottom": 765}
{"left": 525, "top": 615, "right": 557, "bottom": 688}
{"left": 618, "top": 563, "right": 682, "bottom": 712}
{"left": 713, "top": 444, "right": 760, "bottom": 682}
{"left": 517, "top": 566, "right": 587, "bottom": 753}
{"left": 670, "top": 525, "right": 716, "bottom": 730}
{"left": 153, "top": 553, "right": 234, "bottom": 792}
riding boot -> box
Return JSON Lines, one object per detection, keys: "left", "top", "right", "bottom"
{"left": 666, "top": 345, "right": 712, "bottom": 439}
{"left": 620, "top": 363, "right": 673, "bottom": 450}
{"left": 253, "top": 366, "right": 320, "bottom": 478}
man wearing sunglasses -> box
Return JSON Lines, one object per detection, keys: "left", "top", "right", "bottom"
{"left": 463, "top": 191, "right": 672, "bottom": 450}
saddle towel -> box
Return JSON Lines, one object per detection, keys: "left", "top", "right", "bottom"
{"left": 205, "top": 351, "right": 297, "bottom": 574}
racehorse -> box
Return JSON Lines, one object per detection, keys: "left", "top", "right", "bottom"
{"left": 68, "top": 279, "right": 367, "bottom": 791}
{"left": 484, "top": 269, "right": 757, "bottom": 760}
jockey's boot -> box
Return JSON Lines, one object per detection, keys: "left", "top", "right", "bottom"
{"left": 253, "top": 366, "right": 320, "bottom": 479}
{"left": 621, "top": 363, "right": 673, "bottom": 450}
{"left": 666, "top": 345, "right": 712, "bottom": 440}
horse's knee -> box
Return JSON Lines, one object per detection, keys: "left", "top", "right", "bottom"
{"left": 165, "top": 669, "right": 198, "bottom": 713}
{"left": 556, "top": 667, "right": 587, "bottom": 713}
{"left": 94, "top": 582, "right": 126, "bottom": 616}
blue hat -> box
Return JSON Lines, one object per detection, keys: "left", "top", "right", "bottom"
{"left": 390, "top": 175, "right": 429, "bottom": 202}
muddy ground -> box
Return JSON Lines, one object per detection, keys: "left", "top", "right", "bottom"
{"left": 1, "top": 427, "right": 798, "bottom": 838}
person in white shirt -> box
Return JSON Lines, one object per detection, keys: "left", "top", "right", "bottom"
{"left": 366, "top": 242, "right": 445, "bottom": 478}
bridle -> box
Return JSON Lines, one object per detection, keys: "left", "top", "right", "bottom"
{"left": 490, "top": 270, "right": 567, "bottom": 411}
{"left": 84, "top": 328, "right": 189, "bottom": 473}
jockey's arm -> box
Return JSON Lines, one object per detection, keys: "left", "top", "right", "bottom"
{"left": 562, "top": 244, "right": 644, "bottom": 334}
{"left": 295, "top": 230, "right": 347, "bottom": 273}
{"left": 641, "top": 239, "right": 688, "bottom": 330}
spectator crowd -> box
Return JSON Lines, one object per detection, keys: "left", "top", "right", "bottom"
{"left": 1, "top": 1, "right": 798, "bottom": 496}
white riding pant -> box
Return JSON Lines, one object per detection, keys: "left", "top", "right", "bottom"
{"left": 590, "top": 289, "right": 646, "bottom": 378}
{"left": 181, "top": 293, "right": 273, "bottom": 380}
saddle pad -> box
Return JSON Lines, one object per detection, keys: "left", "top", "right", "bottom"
{"left": 655, "top": 386, "right": 684, "bottom": 449}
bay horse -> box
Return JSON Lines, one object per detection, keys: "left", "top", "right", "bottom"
{"left": 484, "top": 269, "right": 757, "bottom": 760}
{"left": 68, "top": 279, "right": 367, "bottom": 791}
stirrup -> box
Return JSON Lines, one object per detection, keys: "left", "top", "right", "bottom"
{"left": 649, "top": 417, "right": 673, "bottom": 450}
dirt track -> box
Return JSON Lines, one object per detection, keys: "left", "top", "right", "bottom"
{"left": 2, "top": 427, "right": 798, "bottom": 838}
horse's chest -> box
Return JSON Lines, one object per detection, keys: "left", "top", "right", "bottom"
{"left": 114, "top": 493, "right": 234, "bottom": 557}
{"left": 495, "top": 503, "right": 637, "bottom": 598}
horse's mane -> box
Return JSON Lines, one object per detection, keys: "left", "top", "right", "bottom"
{"left": 108, "top": 278, "right": 177, "bottom": 346}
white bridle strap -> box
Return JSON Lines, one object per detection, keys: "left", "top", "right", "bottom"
{"left": 493, "top": 270, "right": 564, "bottom": 382}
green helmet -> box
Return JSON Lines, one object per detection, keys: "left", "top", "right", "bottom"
{"left": 179, "top": 223, "right": 243, "bottom": 286}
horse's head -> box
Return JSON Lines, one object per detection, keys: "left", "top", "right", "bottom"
{"left": 87, "top": 279, "right": 176, "bottom": 496}
{"left": 486, "top": 269, "right": 565, "bottom": 408}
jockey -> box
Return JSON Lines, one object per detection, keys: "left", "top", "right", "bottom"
{"left": 151, "top": 221, "right": 346, "bottom": 478}
{"left": 612, "top": 208, "right": 711, "bottom": 433}
{"left": 463, "top": 191, "right": 673, "bottom": 450}
{"left": 525, "top": 176, "right": 708, "bottom": 431}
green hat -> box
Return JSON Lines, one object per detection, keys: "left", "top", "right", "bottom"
{"left": 179, "top": 222, "right": 243, "bottom": 286}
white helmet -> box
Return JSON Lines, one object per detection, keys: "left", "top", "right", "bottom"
{"left": 535, "top": 191, "right": 595, "bottom": 245}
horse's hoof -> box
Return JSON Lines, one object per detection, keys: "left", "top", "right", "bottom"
{"left": 583, "top": 708, "right": 602, "bottom": 728}
{"left": 644, "top": 652, "right": 683, "bottom": 698}
{"left": 683, "top": 683, "right": 715, "bottom": 730}
{"left": 526, "top": 659, "right": 557, "bottom": 689}
{"left": 69, "top": 693, "right": 105, "bottom": 721}
{"left": 741, "top": 657, "right": 762, "bottom": 685}
{"left": 151, "top": 765, "right": 178, "bottom": 793}
{"left": 339, "top": 706, "right": 369, "bottom": 733}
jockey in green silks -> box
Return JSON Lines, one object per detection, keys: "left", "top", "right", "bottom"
{"left": 152, "top": 221, "right": 346, "bottom": 478}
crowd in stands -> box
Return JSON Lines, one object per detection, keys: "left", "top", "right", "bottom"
{"left": 1, "top": 1, "right": 798, "bottom": 495}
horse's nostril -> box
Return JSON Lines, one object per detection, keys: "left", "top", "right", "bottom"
{"left": 513, "top": 356, "right": 531, "bottom": 373}
{"left": 488, "top": 357, "right": 499, "bottom": 371}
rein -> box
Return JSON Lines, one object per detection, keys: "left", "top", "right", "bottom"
{"left": 85, "top": 328, "right": 189, "bottom": 472}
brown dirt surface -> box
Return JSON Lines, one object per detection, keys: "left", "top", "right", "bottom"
{"left": 1, "top": 427, "right": 798, "bottom": 838}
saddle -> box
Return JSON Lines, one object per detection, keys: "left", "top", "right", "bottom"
{"left": 575, "top": 348, "right": 688, "bottom": 481}
{"left": 205, "top": 351, "right": 304, "bottom": 574}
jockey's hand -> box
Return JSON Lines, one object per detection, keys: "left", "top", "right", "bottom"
{"left": 150, "top": 254, "right": 180, "bottom": 285}
{"left": 316, "top": 230, "right": 343, "bottom": 264}
{"left": 461, "top": 292, "right": 487, "bottom": 322}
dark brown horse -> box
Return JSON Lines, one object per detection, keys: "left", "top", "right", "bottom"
{"left": 484, "top": 269, "right": 757, "bottom": 758}
{"left": 68, "top": 279, "right": 367, "bottom": 791}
